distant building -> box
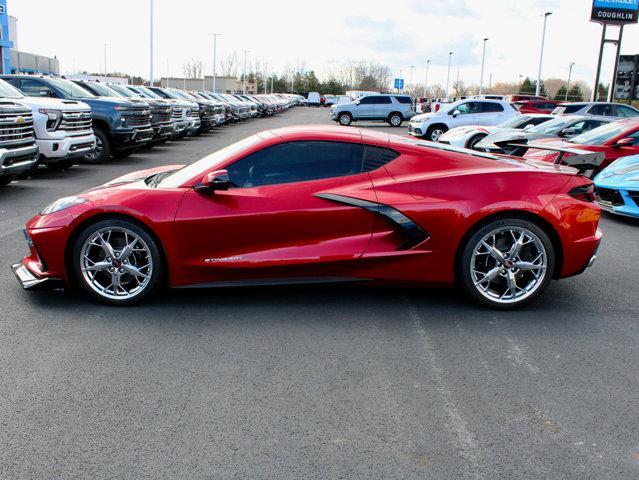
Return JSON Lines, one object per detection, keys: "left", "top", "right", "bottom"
{"left": 0, "top": 1, "right": 60, "bottom": 75}
{"left": 160, "top": 75, "right": 258, "bottom": 94}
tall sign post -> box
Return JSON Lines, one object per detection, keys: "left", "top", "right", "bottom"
{"left": 590, "top": 0, "right": 639, "bottom": 101}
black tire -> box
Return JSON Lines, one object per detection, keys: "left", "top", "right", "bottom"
{"left": 388, "top": 112, "right": 403, "bottom": 127}
{"left": 83, "top": 128, "right": 111, "bottom": 164}
{"left": 72, "top": 219, "right": 164, "bottom": 306}
{"left": 459, "top": 218, "right": 555, "bottom": 310}
{"left": 466, "top": 134, "right": 487, "bottom": 150}
{"left": 425, "top": 125, "right": 448, "bottom": 142}
{"left": 337, "top": 112, "right": 352, "bottom": 126}
{"left": 0, "top": 174, "right": 16, "bottom": 186}
{"left": 113, "top": 148, "right": 135, "bottom": 159}
{"left": 46, "top": 159, "right": 75, "bottom": 171}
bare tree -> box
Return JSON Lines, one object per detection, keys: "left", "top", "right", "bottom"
{"left": 183, "top": 58, "right": 203, "bottom": 79}
{"left": 452, "top": 79, "right": 469, "bottom": 98}
{"left": 220, "top": 51, "right": 239, "bottom": 77}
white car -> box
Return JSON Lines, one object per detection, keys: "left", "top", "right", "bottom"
{"left": 307, "top": 92, "right": 321, "bottom": 107}
{"left": 324, "top": 94, "right": 337, "bottom": 106}
{"left": 438, "top": 114, "right": 554, "bottom": 150}
{"left": 408, "top": 99, "right": 520, "bottom": 142}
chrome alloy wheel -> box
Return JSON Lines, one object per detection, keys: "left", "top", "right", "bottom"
{"left": 80, "top": 227, "right": 153, "bottom": 300}
{"left": 470, "top": 226, "right": 547, "bottom": 304}
{"left": 85, "top": 135, "right": 103, "bottom": 161}
{"left": 430, "top": 129, "right": 445, "bottom": 142}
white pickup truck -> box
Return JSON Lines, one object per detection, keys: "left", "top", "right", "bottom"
{"left": 0, "top": 79, "right": 95, "bottom": 170}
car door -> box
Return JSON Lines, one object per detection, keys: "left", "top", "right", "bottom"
{"left": 605, "top": 129, "right": 639, "bottom": 164}
{"left": 354, "top": 96, "right": 377, "bottom": 119}
{"left": 448, "top": 101, "right": 481, "bottom": 128}
{"left": 173, "top": 140, "right": 378, "bottom": 285}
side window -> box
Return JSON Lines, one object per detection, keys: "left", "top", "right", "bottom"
{"left": 615, "top": 105, "right": 639, "bottom": 118}
{"left": 454, "top": 102, "right": 481, "bottom": 114}
{"left": 623, "top": 131, "right": 639, "bottom": 146}
{"left": 569, "top": 121, "right": 587, "bottom": 134}
{"left": 481, "top": 102, "right": 504, "bottom": 113}
{"left": 529, "top": 117, "right": 552, "bottom": 126}
{"left": 227, "top": 141, "right": 365, "bottom": 188}
{"left": 373, "top": 96, "right": 392, "bottom": 104}
{"left": 394, "top": 96, "right": 412, "bottom": 104}
{"left": 359, "top": 96, "right": 375, "bottom": 105}
{"left": 588, "top": 104, "right": 613, "bottom": 116}
{"left": 20, "top": 79, "right": 55, "bottom": 97}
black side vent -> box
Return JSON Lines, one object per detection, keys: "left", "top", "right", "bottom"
{"left": 362, "top": 146, "right": 399, "bottom": 172}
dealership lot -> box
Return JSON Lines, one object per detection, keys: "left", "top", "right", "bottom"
{"left": 1, "top": 107, "right": 638, "bottom": 478}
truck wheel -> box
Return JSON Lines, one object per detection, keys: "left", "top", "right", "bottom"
{"left": 388, "top": 112, "right": 403, "bottom": 127}
{"left": 83, "top": 128, "right": 110, "bottom": 164}
{"left": 338, "top": 112, "right": 352, "bottom": 126}
{"left": 0, "top": 174, "right": 16, "bottom": 187}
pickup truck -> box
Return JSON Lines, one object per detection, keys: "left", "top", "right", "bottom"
{"left": 0, "top": 75, "right": 153, "bottom": 163}
{"left": 0, "top": 99, "right": 39, "bottom": 186}
{"left": 148, "top": 87, "right": 200, "bottom": 137}
{"left": 0, "top": 78, "right": 94, "bottom": 171}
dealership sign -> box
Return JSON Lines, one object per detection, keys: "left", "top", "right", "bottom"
{"left": 591, "top": 0, "right": 639, "bottom": 24}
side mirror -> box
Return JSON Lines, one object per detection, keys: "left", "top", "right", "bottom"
{"left": 452, "top": 109, "right": 462, "bottom": 117}
{"left": 194, "top": 169, "right": 230, "bottom": 193}
{"left": 614, "top": 137, "right": 634, "bottom": 147}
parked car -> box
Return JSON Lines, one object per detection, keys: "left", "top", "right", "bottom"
{"left": 514, "top": 100, "right": 561, "bottom": 114}
{"left": 438, "top": 114, "right": 554, "bottom": 150}
{"left": 0, "top": 79, "right": 94, "bottom": 171}
{"left": 409, "top": 99, "right": 519, "bottom": 141}
{"left": 0, "top": 99, "right": 39, "bottom": 186}
{"left": 105, "top": 83, "right": 175, "bottom": 145}
{"left": 0, "top": 75, "right": 153, "bottom": 163}
{"left": 552, "top": 102, "right": 639, "bottom": 118}
{"left": 594, "top": 154, "right": 639, "bottom": 218}
{"left": 415, "top": 97, "right": 431, "bottom": 114}
{"left": 476, "top": 115, "right": 613, "bottom": 155}
{"left": 523, "top": 118, "right": 639, "bottom": 171}
{"left": 307, "top": 92, "right": 321, "bottom": 107}
{"left": 12, "top": 126, "right": 602, "bottom": 309}
{"left": 331, "top": 94, "right": 414, "bottom": 127}
{"left": 503, "top": 94, "right": 548, "bottom": 102}
{"left": 324, "top": 95, "right": 337, "bottom": 107}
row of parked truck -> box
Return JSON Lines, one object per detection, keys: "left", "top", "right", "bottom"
{"left": 0, "top": 75, "right": 303, "bottom": 186}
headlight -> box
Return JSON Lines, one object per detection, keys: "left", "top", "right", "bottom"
{"left": 41, "top": 196, "right": 87, "bottom": 215}
{"left": 38, "top": 109, "right": 63, "bottom": 131}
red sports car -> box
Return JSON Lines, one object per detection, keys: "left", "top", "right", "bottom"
{"left": 514, "top": 100, "right": 561, "bottom": 114}
{"left": 12, "top": 126, "right": 602, "bottom": 309}
{"left": 524, "top": 119, "right": 639, "bottom": 170}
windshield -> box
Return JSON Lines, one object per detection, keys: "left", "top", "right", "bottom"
{"left": 160, "top": 135, "right": 264, "bottom": 188}
{"left": 135, "top": 86, "right": 161, "bottom": 99}
{"left": 569, "top": 122, "right": 630, "bottom": 146}
{"left": 83, "top": 81, "right": 121, "bottom": 97}
{"left": 0, "top": 79, "right": 24, "bottom": 98}
{"left": 108, "top": 84, "right": 135, "bottom": 97}
{"left": 48, "top": 78, "right": 95, "bottom": 98}
{"left": 498, "top": 116, "right": 532, "bottom": 128}
{"left": 527, "top": 117, "right": 576, "bottom": 134}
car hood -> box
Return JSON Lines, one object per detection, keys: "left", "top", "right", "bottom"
{"left": 595, "top": 154, "right": 639, "bottom": 189}
{"left": 81, "top": 165, "right": 185, "bottom": 196}
{"left": 411, "top": 112, "right": 438, "bottom": 121}
{"left": 22, "top": 96, "right": 91, "bottom": 111}
{"left": 477, "top": 130, "right": 552, "bottom": 147}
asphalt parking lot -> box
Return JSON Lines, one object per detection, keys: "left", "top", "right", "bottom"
{"left": 1, "top": 106, "right": 638, "bottom": 479}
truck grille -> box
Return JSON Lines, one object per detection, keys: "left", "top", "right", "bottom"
{"left": 0, "top": 111, "right": 35, "bottom": 145}
{"left": 189, "top": 109, "right": 199, "bottom": 119}
{"left": 60, "top": 111, "right": 93, "bottom": 135}
{"left": 171, "top": 106, "right": 183, "bottom": 119}
{"left": 125, "top": 111, "right": 151, "bottom": 127}
{"left": 152, "top": 107, "right": 172, "bottom": 125}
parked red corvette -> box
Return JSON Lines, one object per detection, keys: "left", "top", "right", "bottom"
{"left": 12, "top": 125, "right": 602, "bottom": 309}
{"left": 524, "top": 119, "right": 639, "bottom": 170}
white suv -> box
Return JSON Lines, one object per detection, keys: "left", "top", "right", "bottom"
{"left": 409, "top": 99, "right": 519, "bottom": 142}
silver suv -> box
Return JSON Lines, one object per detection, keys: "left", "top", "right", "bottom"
{"left": 330, "top": 94, "right": 415, "bottom": 127}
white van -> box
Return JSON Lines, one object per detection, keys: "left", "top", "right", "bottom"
{"left": 307, "top": 92, "right": 320, "bottom": 107}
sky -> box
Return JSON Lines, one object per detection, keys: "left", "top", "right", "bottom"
{"left": 8, "top": 0, "right": 639, "bottom": 90}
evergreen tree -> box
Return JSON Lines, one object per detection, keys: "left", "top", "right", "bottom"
{"left": 567, "top": 84, "right": 584, "bottom": 102}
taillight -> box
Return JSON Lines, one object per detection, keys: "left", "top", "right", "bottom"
{"left": 568, "top": 184, "right": 596, "bottom": 202}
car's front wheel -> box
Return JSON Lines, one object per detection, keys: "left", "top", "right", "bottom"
{"left": 388, "top": 112, "right": 403, "bottom": 127}
{"left": 467, "top": 134, "right": 487, "bottom": 150}
{"left": 83, "top": 128, "right": 110, "bottom": 164}
{"left": 337, "top": 112, "right": 352, "bottom": 126}
{"left": 426, "top": 125, "right": 448, "bottom": 142}
{"left": 459, "top": 218, "right": 555, "bottom": 309}
{"left": 72, "top": 219, "right": 163, "bottom": 305}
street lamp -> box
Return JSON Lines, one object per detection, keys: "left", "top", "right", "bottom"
{"left": 210, "top": 33, "right": 222, "bottom": 92}
{"left": 479, "top": 38, "right": 488, "bottom": 95}
{"left": 103, "top": 43, "right": 108, "bottom": 81}
{"left": 149, "top": 0, "right": 153, "bottom": 86}
{"left": 423, "top": 59, "right": 430, "bottom": 97}
{"left": 242, "top": 50, "right": 250, "bottom": 94}
{"left": 565, "top": 61, "right": 575, "bottom": 101}
{"left": 536, "top": 12, "right": 552, "bottom": 97}
{"left": 409, "top": 65, "right": 415, "bottom": 89}
{"left": 445, "top": 52, "right": 453, "bottom": 99}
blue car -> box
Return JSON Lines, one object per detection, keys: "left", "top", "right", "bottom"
{"left": 594, "top": 155, "right": 639, "bottom": 218}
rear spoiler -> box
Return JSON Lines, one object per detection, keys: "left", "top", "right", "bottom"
{"left": 522, "top": 142, "right": 605, "bottom": 178}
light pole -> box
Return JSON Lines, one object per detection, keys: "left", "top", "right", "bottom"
{"left": 445, "top": 52, "right": 453, "bottom": 99}
{"left": 242, "top": 50, "right": 249, "bottom": 94}
{"left": 211, "top": 33, "right": 221, "bottom": 92}
{"left": 149, "top": 0, "right": 153, "bottom": 86}
{"left": 399, "top": 69, "right": 403, "bottom": 93}
{"left": 565, "top": 62, "right": 575, "bottom": 101}
{"left": 423, "top": 59, "right": 430, "bottom": 97}
{"left": 536, "top": 12, "right": 552, "bottom": 97}
{"left": 409, "top": 65, "right": 415, "bottom": 90}
{"left": 479, "top": 37, "right": 488, "bottom": 95}
{"left": 103, "top": 43, "right": 107, "bottom": 81}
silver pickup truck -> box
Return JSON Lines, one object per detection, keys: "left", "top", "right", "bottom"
{"left": 0, "top": 99, "right": 39, "bottom": 186}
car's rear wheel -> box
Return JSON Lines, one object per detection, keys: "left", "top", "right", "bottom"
{"left": 338, "top": 112, "right": 352, "bottom": 126}
{"left": 388, "top": 112, "right": 403, "bottom": 127}
{"left": 467, "top": 134, "right": 486, "bottom": 150}
{"left": 459, "top": 218, "right": 555, "bottom": 309}
{"left": 72, "top": 219, "right": 163, "bottom": 305}
{"left": 426, "top": 125, "right": 448, "bottom": 142}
